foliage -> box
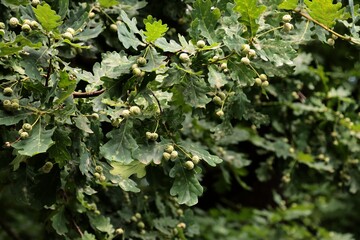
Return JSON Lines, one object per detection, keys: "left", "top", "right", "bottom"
{"left": 0, "top": 0, "right": 360, "bottom": 239}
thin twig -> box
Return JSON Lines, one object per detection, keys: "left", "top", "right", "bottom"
{"left": 296, "top": 9, "right": 360, "bottom": 45}
{"left": 73, "top": 89, "right": 105, "bottom": 98}
{"left": 72, "top": 218, "right": 83, "bottom": 237}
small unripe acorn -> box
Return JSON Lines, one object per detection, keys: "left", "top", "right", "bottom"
{"left": 62, "top": 31, "right": 73, "bottom": 41}
{"left": 241, "top": 44, "right": 251, "bottom": 53}
{"left": 177, "top": 222, "right": 186, "bottom": 229}
{"left": 163, "top": 152, "right": 171, "bottom": 160}
{"left": 220, "top": 62, "right": 227, "bottom": 70}
{"left": 283, "top": 22, "right": 294, "bottom": 32}
{"left": 30, "top": 21, "right": 39, "bottom": 29}
{"left": 151, "top": 132, "right": 158, "bottom": 141}
{"left": 99, "top": 175, "right": 106, "bottom": 182}
{"left": 259, "top": 74, "right": 267, "bottom": 81}
{"left": 212, "top": 55, "right": 219, "bottom": 61}
{"left": 191, "top": 155, "right": 200, "bottom": 164}
{"left": 261, "top": 80, "right": 269, "bottom": 87}
{"left": 121, "top": 109, "right": 131, "bottom": 118}
{"left": 23, "top": 19, "right": 32, "bottom": 25}
{"left": 3, "top": 87, "right": 13, "bottom": 96}
{"left": 88, "top": 12, "right": 96, "bottom": 19}
{"left": 327, "top": 38, "right": 335, "bottom": 46}
{"left": 91, "top": 113, "right": 99, "bottom": 119}
{"left": 110, "top": 23, "right": 118, "bottom": 32}
{"left": 132, "top": 67, "right": 142, "bottom": 77}
{"left": 213, "top": 96, "right": 223, "bottom": 105}
{"left": 20, "top": 131, "right": 29, "bottom": 139}
{"left": 3, "top": 99, "right": 11, "bottom": 106}
{"left": 184, "top": 160, "right": 194, "bottom": 170}
{"left": 218, "top": 92, "right": 226, "bottom": 100}
{"left": 42, "top": 162, "right": 53, "bottom": 173}
{"left": 170, "top": 150, "right": 178, "bottom": 160}
{"left": 248, "top": 49, "right": 256, "bottom": 58}
{"left": 179, "top": 52, "right": 190, "bottom": 63}
{"left": 22, "top": 123, "right": 32, "bottom": 132}
{"left": 0, "top": 22, "right": 5, "bottom": 29}
{"left": 4, "top": 142, "right": 11, "bottom": 148}
{"left": 9, "top": 17, "right": 19, "bottom": 28}
{"left": 94, "top": 172, "right": 101, "bottom": 179}
{"left": 196, "top": 40, "right": 206, "bottom": 48}
{"left": 146, "top": 131, "right": 152, "bottom": 140}
{"left": 95, "top": 165, "right": 103, "bottom": 173}
{"left": 255, "top": 78, "right": 262, "bottom": 85}
{"left": 137, "top": 57, "right": 147, "bottom": 66}
{"left": 11, "top": 102, "right": 19, "bottom": 110}
{"left": 282, "top": 14, "right": 292, "bottom": 23}
{"left": 129, "top": 106, "right": 141, "bottom": 115}
{"left": 66, "top": 27, "right": 76, "bottom": 35}
{"left": 216, "top": 109, "right": 224, "bottom": 117}
{"left": 241, "top": 57, "right": 250, "bottom": 65}
{"left": 115, "top": 228, "right": 124, "bottom": 235}
{"left": 165, "top": 145, "right": 174, "bottom": 153}
{"left": 21, "top": 23, "right": 31, "bottom": 33}
{"left": 137, "top": 221, "right": 145, "bottom": 229}
{"left": 31, "top": 0, "right": 40, "bottom": 7}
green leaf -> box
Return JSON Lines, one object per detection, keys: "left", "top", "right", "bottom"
{"left": 190, "top": 0, "right": 221, "bottom": 44}
{"left": 304, "top": 0, "right": 346, "bottom": 28}
{"left": 207, "top": 65, "right": 227, "bottom": 88}
{"left": 0, "top": 110, "right": 33, "bottom": 126}
{"left": 178, "top": 140, "right": 223, "bottom": 167}
{"left": 12, "top": 124, "right": 56, "bottom": 157}
{"left": 228, "top": 59, "right": 256, "bottom": 86}
{"left": 169, "top": 162, "right": 203, "bottom": 206}
{"left": 76, "top": 24, "right": 104, "bottom": 41}
{"left": 154, "top": 37, "right": 182, "bottom": 52}
{"left": 48, "top": 128, "right": 71, "bottom": 167}
{"left": 78, "top": 231, "right": 96, "bottom": 240}
{"left": 143, "top": 15, "right": 168, "bottom": 42}
{"left": 117, "top": 10, "right": 144, "bottom": 50}
{"left": 33, "top": 3, "right": 62, "bottom": 32}
{"left": 100, "top": 121, "right": 138, "bottom": 163}
{"left": 141, "top": 46, "right": 167, "bottom": 72}
{"left": 0, "top": 35, "right": 42, "bottom": 56}
{"left": 99, "top": 0, "right": 118, "bottom": 8}
{"left": 118, "top": 178, "right": 141, "bottom": 192}
{"left": 175, "top": 75, "right": 212, "bottom": 108}
{"left": 257, "top": 38, "right": 297, "bottom": 67}
{"left": 88, "top": 213, "right": 114, "bottom": 234}
{"left": 74, "top": 115, "right": 93, "bottom": 134}
{"left": 133, "top": 143, "right": 165, "bottom": 165}
{"left": 51, "top": 206, "right": 68, "bottom": 236}
{"left": 233, "top": 0, "right": 266, "bottom": 37}
{"left": 278, "top": 0, "right": 298, "bottom": 10}
{"left": 10, "top": 154, "right": 28, "bottom": 171}
{"left": 110, "top": 161, "right": 146, "bottom": 179}
{"left": 1, "top": 0, "right": 28, "bottom": 6}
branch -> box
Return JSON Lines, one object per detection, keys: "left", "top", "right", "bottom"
{"left": 73, "top": 89, "right": 105, "bottom": 98}
{"left": 296, "top": 10, "right": 360, "bottom": 45}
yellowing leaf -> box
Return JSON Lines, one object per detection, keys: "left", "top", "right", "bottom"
{"left": 304, "top": 0, "right": 347, "bottom": 28}
{"left": 99, "top": 0, "right": 118, "bottom": 8}
{"left": 110, "top": 161, "right": 146, "bottom": 179}
{"left": 33, "top": 3, "right": 62, "bottom": 32}
{"left": 278, "top": 0, "right": 298, "bottom": 10}
{"left": 143, "top": 15, "right": 168, "bottom": 42}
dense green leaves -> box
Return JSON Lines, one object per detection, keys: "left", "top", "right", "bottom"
{"left": 1, "top": 0, "right": 360, "bottom": 239}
